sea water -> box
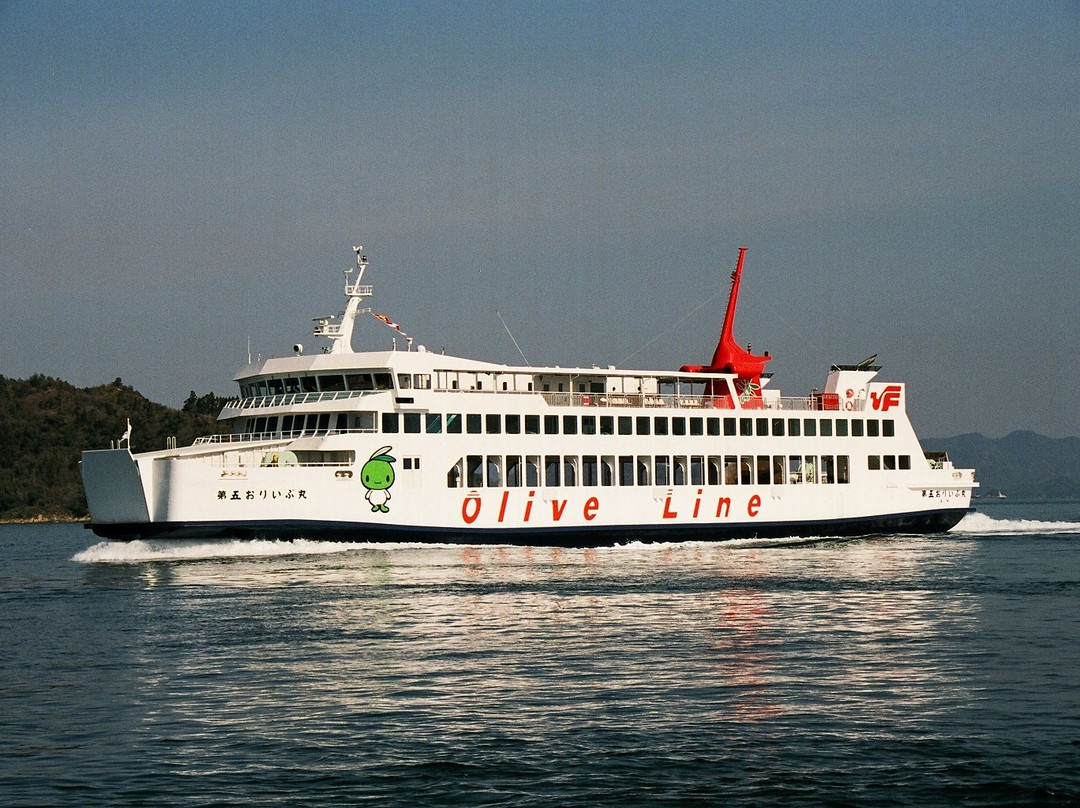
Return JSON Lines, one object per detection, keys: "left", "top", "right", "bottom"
{"left": 1, "top": 503, "right": 1078, "bottom": 807}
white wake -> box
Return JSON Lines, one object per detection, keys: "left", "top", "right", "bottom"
{"left": 950, "top": 511, "right": 1080, "bottom": 535}
{"left": 71, "top": 538, "right": 379, "bottom": 564}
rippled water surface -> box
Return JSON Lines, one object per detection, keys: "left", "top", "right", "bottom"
{"left": 2, "top": 503, "right": 1079, "bottom": 806}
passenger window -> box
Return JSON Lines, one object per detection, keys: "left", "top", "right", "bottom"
{"left": 467, "top": 456, "right": 483, "bottom": 487}
{"left": 545, "top": 456, "right": 561, "bottom": 487}
{"left": 447, "top": 459, "right": 463, "bottom": 488}
{"left": 506, "top": 456, "right": 522, "bottom": 487}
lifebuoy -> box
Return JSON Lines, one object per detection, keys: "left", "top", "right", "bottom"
{"left": 845, "top": 388, "right": 854, "bottom": 398}
{"left": 844, "top": 401, "right": 854, "bottom": 411}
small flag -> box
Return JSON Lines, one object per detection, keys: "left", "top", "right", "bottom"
{"left": 372, "top": 312, "right": 406, "bottom": 335}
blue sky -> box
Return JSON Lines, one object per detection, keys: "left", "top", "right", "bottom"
{"left": 2, "top": 1, "right": 1078, "bottom": 438}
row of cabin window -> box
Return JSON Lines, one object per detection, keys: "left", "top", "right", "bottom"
{"left": 448, "top": 454, "right": 852, "bottom": 489}
{"left": 240, "top": 373, "right": 436, "bottom": 398}
{"left": 868, "top": 455, "right": 912, "bottom": 470}
{"left": 247, "top": 413, "right": 356, "bottom": 436}
{"left": 384, "top": 412, "right": 895, "bottom": 438}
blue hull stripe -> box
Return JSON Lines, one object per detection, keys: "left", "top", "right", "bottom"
{"left": 89, "top": 508, "right": 973, "bottom": 547}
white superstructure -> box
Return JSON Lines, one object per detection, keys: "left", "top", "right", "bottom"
{"left": 81, "top": 246, "right": 976, "bottom": 545}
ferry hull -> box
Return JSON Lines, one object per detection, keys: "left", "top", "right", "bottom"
{"left": 86, "top": 507, "right": 972, "bottom": 546}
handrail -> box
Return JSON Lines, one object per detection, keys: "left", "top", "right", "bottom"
{"left": 220, "top": 387, "right": 867, "bottom": 414}
{"left": 194, "top": 426, "right": 377, "bottom": 445}
{"left": 221, "top": 389, "right": 379, "bottom": 411}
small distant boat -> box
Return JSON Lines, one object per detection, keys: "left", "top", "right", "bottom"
{"left": 81, "top": 245, "right": 978, "bottom": 545}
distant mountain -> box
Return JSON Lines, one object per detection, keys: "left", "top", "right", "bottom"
{"left": 925, "top": 431, "right": 1080, "bottom": 500}
{"left": 0, "top": 375, "right": 227, "bottom": 521}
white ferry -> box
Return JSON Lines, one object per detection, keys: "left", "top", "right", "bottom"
{"left": 81, "top": 246, "right": 976, "bottom": 545}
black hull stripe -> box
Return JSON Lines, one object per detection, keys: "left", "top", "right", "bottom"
{"left": 89, "top": 508, "right": 973, "bottom": 547}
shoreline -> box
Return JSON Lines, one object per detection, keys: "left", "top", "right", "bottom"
{"left": 0, "top": 515, "right": 89, "bottom": 525}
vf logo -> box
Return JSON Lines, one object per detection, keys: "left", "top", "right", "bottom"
{"left": 870, "top": 385, "right": 902, "bottom": 411}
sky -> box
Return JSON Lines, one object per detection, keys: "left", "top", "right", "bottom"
{"left": 2, "top": 1, "right": 1078, "bottom": 439}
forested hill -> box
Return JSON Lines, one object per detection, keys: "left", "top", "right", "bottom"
{"left": 0, "top": 375, "right": 228, "bottom": 521}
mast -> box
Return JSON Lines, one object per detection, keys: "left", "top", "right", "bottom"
{"left": 312, "top": 246, "right": 374, "bottom": 354}
{"left": 681, "top": 247, "right": 772, "bottom": 401}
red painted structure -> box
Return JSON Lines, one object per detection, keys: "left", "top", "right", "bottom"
{"left": 681, "top": 247, "right": 772, "bottom": 405}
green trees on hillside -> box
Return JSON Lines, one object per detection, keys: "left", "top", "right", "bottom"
{"left": 0, "top": 375, "right": 224, "bottom": 521}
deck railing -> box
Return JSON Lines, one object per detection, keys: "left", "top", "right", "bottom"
{"left": 222, "top": 387, "right": 864, "bottom": 414}
{"left": 221, "top": 390, "right": 377, "bottom": 411}
{"left": 194, "top": 426, "right": 377, "bottom": 445}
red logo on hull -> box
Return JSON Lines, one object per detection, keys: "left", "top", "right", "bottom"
{"left": 870, "top": 385, "right": 902, "bottom": 411}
